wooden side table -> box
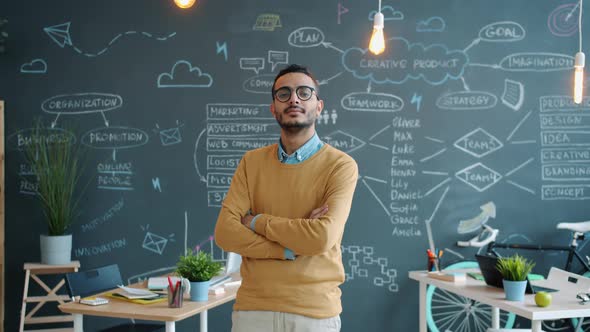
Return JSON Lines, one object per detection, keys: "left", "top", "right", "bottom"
{"left": 19, "top": 261, "right": 80, "bottom": 332}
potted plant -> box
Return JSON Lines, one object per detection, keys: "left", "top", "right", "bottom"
{"left": 496, "top": 254, "right": 535, "bottom": 301}
{"left": 176, "top": 249, "right": 223, "bottom": 301}
{"left": 22, "top": 121, "right": 86, "bottom": 265}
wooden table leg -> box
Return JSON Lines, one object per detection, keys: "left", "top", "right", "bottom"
{"left": 531, "top": 320, "right": 542, "bottom": 332}
{"left": 18, "top": 269, "right": 30, "bottom": 332}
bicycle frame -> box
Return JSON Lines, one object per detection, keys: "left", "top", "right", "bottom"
{"left": 485, "top": 239, "right": 590, "bottom": 276}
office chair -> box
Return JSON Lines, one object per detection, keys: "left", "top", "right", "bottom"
{"left": 65, "top": 264, "right": 164, "bottom": 332}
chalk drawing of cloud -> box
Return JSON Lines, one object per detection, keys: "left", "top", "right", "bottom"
{"left": 157, "top": 60, "right": 213, "bottom": 88}
{"left": 20, "top": 59, "right": 48, "bottom": 74}
{"left": 417, "top": 17, "right": 446, "bottom": 32}
{"left": 368, "top": 6, "right": 404, "bottom": 21}
{"left": 342, "top": 37, "right": 468, "bottom": 86}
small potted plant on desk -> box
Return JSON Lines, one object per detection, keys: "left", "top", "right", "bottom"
{"left": 496, "top": 254, "right": 535, "bottom": 301}
{"left": 23, "top": 121, "right": 86, "bottom": 265}
{"left": 176, "top": 249, "right": 223, "bottom": 301}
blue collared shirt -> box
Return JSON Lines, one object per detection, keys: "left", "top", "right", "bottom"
{"left": 250, "top": 133, "right": 324, "bottom": 260}
{"left": 277, "top": 133, "right": 324, "bottom": 164}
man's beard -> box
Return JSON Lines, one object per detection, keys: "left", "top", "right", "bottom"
{"left": 275, "top": 107, "right": 316, "bottom": 132}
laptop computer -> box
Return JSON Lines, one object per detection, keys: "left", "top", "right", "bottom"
{"left": 475, "top": 254, "right": 558, "bottom": 294}
{"left": 209, "top": 252, "right": 242, "bottom": 288}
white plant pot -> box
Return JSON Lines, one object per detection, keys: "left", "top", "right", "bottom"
{"left": 40, "top": 234, "right": 72, "bottom": 265}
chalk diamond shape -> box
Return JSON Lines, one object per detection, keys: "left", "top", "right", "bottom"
{"left": 454, "top": 128, "right": 503, "bottom": 158}
{"left": 322, "top": 130, "right": 366, "bottom": 153}
{"left": 455, "top": 162, "right": 502, "bottom": 192}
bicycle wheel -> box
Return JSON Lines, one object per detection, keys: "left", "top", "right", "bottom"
{"left": 542, "top": 319, "right": 584, "bottom": 332}
{"left": 426, "top": 261, "right": 516, "bottom": 332}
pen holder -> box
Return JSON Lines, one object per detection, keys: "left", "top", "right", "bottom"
{"left": 168, "top": 284, "right": 184, "bottom": 308}
{"left": 428, "top": 257, "right": 440, "bottom": 272}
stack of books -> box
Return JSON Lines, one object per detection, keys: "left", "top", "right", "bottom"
{"left": 105, "top": 285, "right": 166, "bottom": 304}
{"left": 116, "top": 285, "right": 160, "bottom": 299}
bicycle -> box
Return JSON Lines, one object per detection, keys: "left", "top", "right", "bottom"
{"left": 425, "top": 220, "right": 590, "bottom": 332}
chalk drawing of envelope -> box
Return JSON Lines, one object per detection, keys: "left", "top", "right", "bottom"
{"left": 159, "top": 127, "right": 182, "bottom": 146}
{"left": 142, "top": 232, "right": 168, "bottom": 255}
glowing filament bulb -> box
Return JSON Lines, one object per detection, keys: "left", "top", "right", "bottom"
{"left": 574, "top": 52, "right": 585, "bottom": 104}
{"left": 369, "top": 12, "right": 385, "bottom": 55}
{"left": 174, "top": 0, "right": 196, "bottom": 9}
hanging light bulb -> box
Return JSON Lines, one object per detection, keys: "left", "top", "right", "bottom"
{"left": 174, "top": 0, "right": 196, "bottom": 9}
{"left": 574, "top": 52, "right": 585, "bottom": 104}
{"left": 369, "top": 12, "right": 385, "bottom": 55}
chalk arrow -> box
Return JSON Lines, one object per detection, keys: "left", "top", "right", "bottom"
{"left": 101, "top": 111, "right": 110, "bottom": 127}
{"left": 194, "top": 128, "right": 207, "bottom": 183}
{"left": 51, "top": 113, "right": 60, "bottom": 128}
{"left": 457, "top": 202, "right": 496, "bottom": 234}
{"left": 318, "top": 71, "right": 343, "bottom": 85}
{"left": 321, "top": 42, "right": 344, "bottom": 53}
{"left": 463, "top": 38, "right": 481, "bottom": 53}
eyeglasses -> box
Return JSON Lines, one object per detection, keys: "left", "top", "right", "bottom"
{"left": 273, "top": 86, "right": 318, "bottom": 102}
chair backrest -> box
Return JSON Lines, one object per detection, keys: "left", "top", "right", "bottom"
{"left": 225, "top": 252, "right": 242, "bottom": 275}
{"left": 546, "top": 267, "right": 590, "bottom": 291}
{"left": 65, "top": 264, "right": 123, "bottom": 298}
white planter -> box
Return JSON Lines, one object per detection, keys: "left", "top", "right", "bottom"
{"left": 40, "top": 234, "right": 72, "bottom": 265}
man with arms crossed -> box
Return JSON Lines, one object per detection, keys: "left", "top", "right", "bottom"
{"left": 215, "top": 64, "right": 358, "bottom": 332}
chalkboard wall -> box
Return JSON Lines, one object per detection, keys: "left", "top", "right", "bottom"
{"left": 2, "top": 0, "right": 590, "bottom": 331}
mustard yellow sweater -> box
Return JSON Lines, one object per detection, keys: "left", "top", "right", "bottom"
{"left": 214, "top": 143, "right": 358, "bottom": 318}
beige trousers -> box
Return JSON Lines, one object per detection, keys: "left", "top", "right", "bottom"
{"left": 231, "top": 311, "right": 341, "bottom": 332}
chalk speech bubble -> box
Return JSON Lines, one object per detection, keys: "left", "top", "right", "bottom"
{"left": 268, "top": 51, "right": 288, "bottom": 71}
{"left": 240, "top": 58, "right": 265, "bottom": 74}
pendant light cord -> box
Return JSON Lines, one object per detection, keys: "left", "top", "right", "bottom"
{"left": 378, "top": 0, "right": 382, "bottom": 13}
{"left": 580, "top": 0, "right": 584, "bottom": 53}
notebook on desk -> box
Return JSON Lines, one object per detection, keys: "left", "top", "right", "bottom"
{"left": 209, "top": 252, "right": 242, "bottom": 288}
{"left": 475, "top": 254, "right": 558, "bottom": 294}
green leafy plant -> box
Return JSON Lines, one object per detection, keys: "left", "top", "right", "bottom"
{"left": 176, "top": 249, "right": 223, "bottom": 282}
{"left": 22, "top": 120, "right": 86, "bottom": 236}
{"left": 496, "top": 254, "right": 535, "bottom": 281}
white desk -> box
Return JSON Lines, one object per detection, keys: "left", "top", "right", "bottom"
{"left": 59, "top": 274, "right": 240, "bottom": 332}
{"left": 409, "top": 269, "right": 590, "bottom": 332}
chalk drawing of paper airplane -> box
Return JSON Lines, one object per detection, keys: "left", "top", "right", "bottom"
{"left": 142, "top": 231, "right": 168, "bottom": 255}
{"left": 159, "top": 127, "right": 182, "bottom": 146}
{"left": 44, "top": 22, "right": 72, "bottom": 48}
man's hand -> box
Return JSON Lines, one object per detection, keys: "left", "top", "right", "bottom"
{"left": 241, "top": 213, "right": 255, "bottom": 227}
{"left": 309, "top": 205, "right": 328, "bottom": 219}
